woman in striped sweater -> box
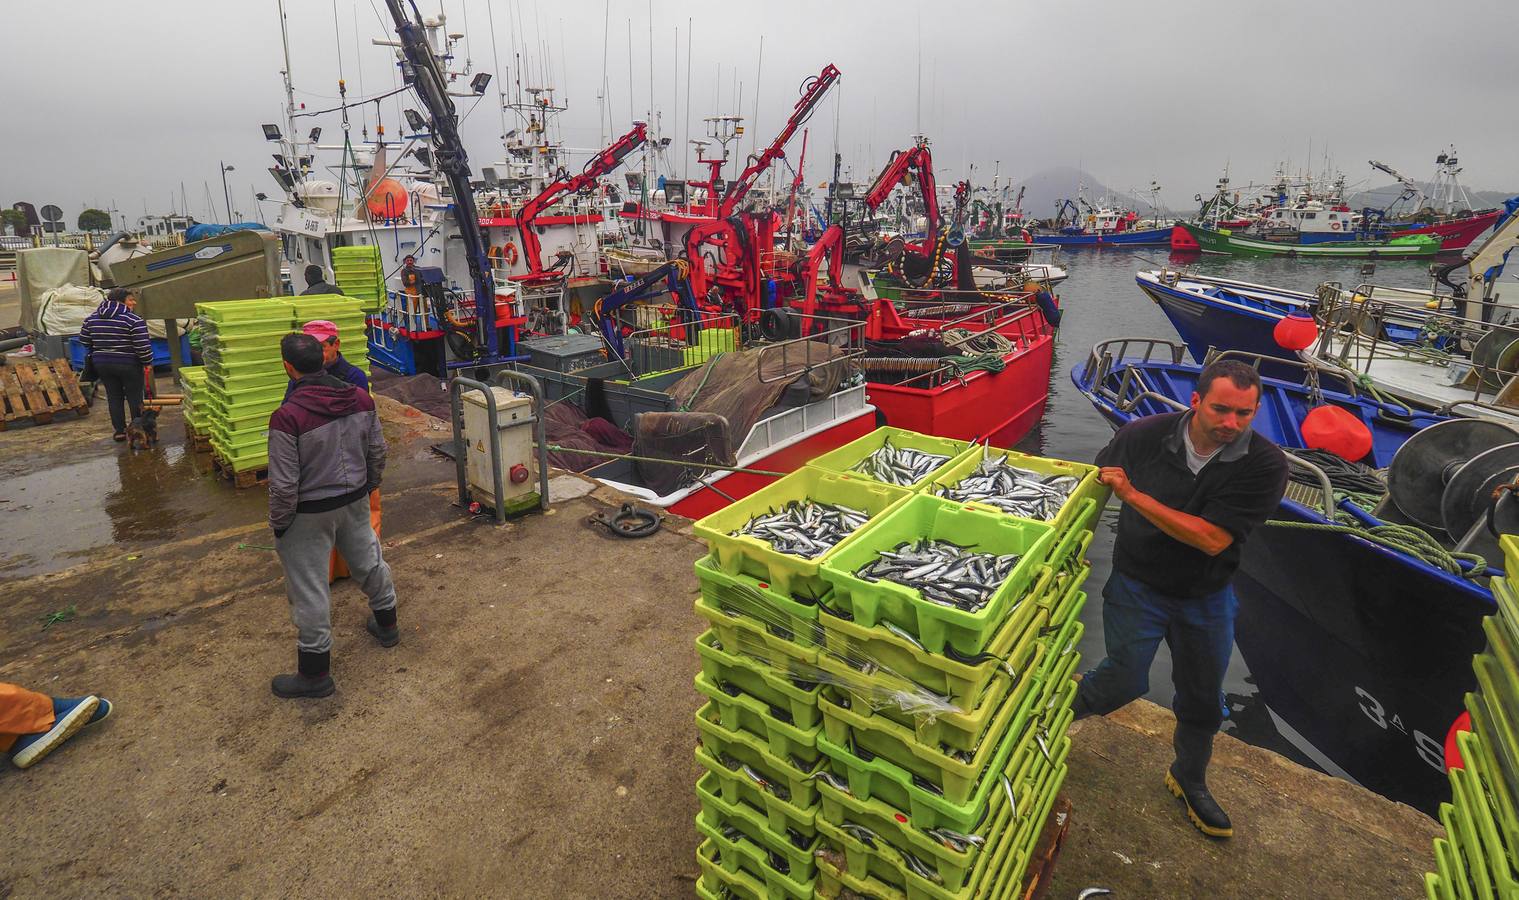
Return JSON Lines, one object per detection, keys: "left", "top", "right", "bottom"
{"left": 79, "top": 288, "right": 154, "bottom": 441}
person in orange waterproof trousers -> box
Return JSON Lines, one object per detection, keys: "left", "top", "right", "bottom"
{"left": 1, "top": 681, "right": 114, "bottom": 769}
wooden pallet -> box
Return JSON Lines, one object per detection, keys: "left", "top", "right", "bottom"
{"left": 211, "top": 450, "right": 269, "bottom": 489}
{"left": 0, "top": 359, "right": 89, "bottom": 429}
{"left": 1020, "top": 794, "right": 1073, "bottom": 900}
{"left": 184, "top": 422, "right": 213, "bottom": 453}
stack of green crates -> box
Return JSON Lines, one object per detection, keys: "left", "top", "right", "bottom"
{"left": 176, "top": 365, "right": 208, "bottom": 433}
{"left": 196, "top": 299, "right": 296, "bottom": 472}
{"left": 1424, "top": 534, "right": 1519, "bottom": 900}
{"left": 689, "top": 428, "right": 1104, "bottom": 899}
{"left": 290, "top": 295, "right": 372, "bottom": 376}
{"left": 330, "top": 246, "right": 386, "bottom": 312}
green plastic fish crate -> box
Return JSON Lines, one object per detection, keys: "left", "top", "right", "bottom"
{"left": 1047, "top": 501, "right": 1099, "bottom": 574}
{"left": 697, "top": 770, "right": 821, "bottom": 882}
{"left": 696, "top": 836, "right": 797, "bottom": 900}
{"left": 694, "top": 819, "right": 815, "bottom": 900}
{"left": 696, "top": 554, "right": 826, "bottom": 646}
{"left": 696, "top": 630, "right": 822, "bottom": 728}
{"left": 697, "top": 675, "right": 822, "bottom": 765}
{"left": 697, "top": 743, "right": 818, "bottom": 843}
{"left": 196, "top": 299, "right": 296, "bottom": 325}
{"left": 694, "top": 595, "right": 822, "bottom": 671}
{"left": 815, "top": 703, "right": 1031, "bottom": 834}
{"left": 816, "top": 622, "right": 1045, "bottom": 754}
{"left": 697, "top": 711, "right": 824, "bottom": 810}
{"left": 813, "top": 772, "right": 1015, "bottom": 900}
{"left": 684, "top": 327, "right": 739, "bottom": 366}
{"left": 815, "top": 772, "right": 999, "bottom": 894}
{"left": 806, "top": 427, "right": 976, "bottom": 492}
{"left": 200, "top": 344, "right": 289, "bottom": 370}
{"left": 818, "top": 667, "right": 1039, "bottom": 805}
{"left": 210, "top": 423, "right": 269, "bottom": 451}
{"left": 1431, "top": 837, "right": 1463, "bottom": 900}
{"left": 694, "top": 468, "right": 914, "bottom": 600}
{"left": 820, "top": 494, "right": 1057, "bottom": 656}
{"left": 926, "top": 446, "right": 1109, "bottom": 536}
{"left": 1043, "top": 566, "right": 1090, "bottom": 627}
{"left": 1438, "top": 802, "right": 1484, "bottom": 900}
{"left": 207, "top": 369, "right": 289, "bottom": 391}
{"left": 1462, "top": 698, "right": 1519, "bottom": 859}
{"left": 201, "top": 329, "right": 292, "bottom": 352}
{"left": 1452, "top": 733, "right": 1518, "bottom": 897}
{"left": 818, "top": 564, "right": 1051, "bottom": 714}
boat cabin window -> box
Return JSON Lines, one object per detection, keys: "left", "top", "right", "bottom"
{"left": 1303, "top": 212, "right": 1317, "bottom": 220}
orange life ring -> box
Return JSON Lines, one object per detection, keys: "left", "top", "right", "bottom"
{"left": 502, "top": 242, "right": 518, "bottom": 266}
{"left": 1331, "top": 221, "right": 1341, "bottom": 231}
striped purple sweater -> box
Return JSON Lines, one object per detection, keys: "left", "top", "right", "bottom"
{"left": 79, "top": 301, "right": 153, "bottom": 365}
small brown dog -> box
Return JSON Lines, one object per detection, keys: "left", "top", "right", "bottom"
{"left": 126, "top": 409, "right": 159, "bottom": 450}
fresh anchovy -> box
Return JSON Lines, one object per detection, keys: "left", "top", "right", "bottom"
{"left": 849, "top": 439, "right": 950, "bottom": 486}
{"left": 935, "top": 454, "right": 1079, "bottom": 521}
{"left": 1036, "top": 729, "right": 1053, "bottom": 763}
{"left": 902, "top": 850, "right": 943, "bottom": 884}
{"left": 839, "top": 822, "right": 879, "bottom": 848}
{"left": 805, "top": 769, "right": 853, "bottom": 794}
{"left": 732, "top": 500, "right": 871, "bottom": 559}
{"left": 926, "top": 826, "right": 986, "bottom": 853}
{"left": 1000, "top": 773, "right": 1018, "bottom": 814}
{"left": 883, "top": 619, "right": 927, "bottom": 652}
{"left": 855, "top": 538, "right": 1021, "bottom": 612}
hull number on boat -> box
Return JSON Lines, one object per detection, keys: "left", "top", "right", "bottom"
{"left": 1355, "top": 686, "right": 1445, "bottom": 772}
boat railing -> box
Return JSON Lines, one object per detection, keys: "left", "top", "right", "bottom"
{"left": 1083, "top": 336, "right": 1186, "bottom": 392}
{"left": 1312, "top": 291, "right": 1519, "bottom": 402}
{"left": 879, "top": 301, "right": 1050, "bottom": 390}
{"left": 614, "top": 308, "right": 745, "bottom": 381}
{"left": 755, "top": 314, "right": 868, "bottom": 385}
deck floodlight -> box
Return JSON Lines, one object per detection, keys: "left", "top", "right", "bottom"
{"left": 308, "top": 126, "right": 322, "bottom": 143}
{"left": 262, "top": 124, "right": 282, "bottom": 141}
{"left": 404, "top": 108, "right": 428, "bottom": 133}
{"left": 471, "top": 72, "right": 492, "bottom": 95}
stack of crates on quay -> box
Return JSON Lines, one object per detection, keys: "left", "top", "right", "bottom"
{"left": 1425, "top": 534, "right": 1519, "bottom": 900}
{"left": 689, "top": 426, "right": 1105, "bottom": 899}
{"left": 194, "top": 296, "right": 371, "bottom": 484}
{"left": 330, "top": 246, "right": 387, "bottom": 312}
{"left": 176, "top": 365, "right": 210, "bottom": 451}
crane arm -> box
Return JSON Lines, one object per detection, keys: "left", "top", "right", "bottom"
{"left": 863, "top": 143, "right": 941, "bottom": 249}
{"left": 717, "top": 64, "right": 840, "bottom": 218}
{"left": 1369, "top": 159, "right": 1418, "bottom": 189}
{"left": 382, "top": 0, "right": 501, "bottom": 361}
{"left": 1466, "top": 198, "right": 1519, "bottom": 299}
{"left": 516, "top": 121, "right": 648, "bottom": 274}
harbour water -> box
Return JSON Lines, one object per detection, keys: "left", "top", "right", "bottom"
{"left": 1023, "top": 247, "right": 1444, "bottom": 776}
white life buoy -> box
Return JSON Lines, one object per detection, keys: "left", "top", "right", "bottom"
{"left": 1331, "top": 221, "right": 1341, "bottom": 231}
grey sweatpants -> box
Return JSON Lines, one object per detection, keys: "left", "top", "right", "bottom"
{"left": 275, "top": 495, "right": 397, "bottom": 654}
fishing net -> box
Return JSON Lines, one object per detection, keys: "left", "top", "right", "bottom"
{"left": 632, "top": 344, "right": 856, "bottom": 494}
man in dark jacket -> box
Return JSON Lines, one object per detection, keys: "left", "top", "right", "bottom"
{"left": 1076, "top": 359, "right": 1288, "bottom": 839}
{"left": 283, "top": 320, "right": 368, "bottom": 399}
{"left": 300, "top": 264, "right": 342, "bottom": 296}
{"left": 267, "top": 333, "right": 399, "bottom": 699}
{"left": 79, "top": 288, "right": 154, "bottom": 441}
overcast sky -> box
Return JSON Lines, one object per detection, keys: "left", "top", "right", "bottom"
{"left": 5, "top": 0, "right": 1515, "bottom": 225}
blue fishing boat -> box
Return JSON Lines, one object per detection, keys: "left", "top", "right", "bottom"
{"left": 1135, "top": 270, "right": 1437, "bottom": 366}
{"left": 1073, "top": 338, "right": 1507, "bottom": 814}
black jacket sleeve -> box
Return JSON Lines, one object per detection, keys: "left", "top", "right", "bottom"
{"left": 1198, "top": 443, "right": 1289, "bottom": 544}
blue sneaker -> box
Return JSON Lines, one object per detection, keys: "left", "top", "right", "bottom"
{"left": 11, "top": 696, "right": 100, "bottom": 769}
{"left": 89, "top": 697, "right": 114, "bottom": 725}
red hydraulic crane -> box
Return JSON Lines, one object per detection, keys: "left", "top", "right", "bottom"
{"left": 864, "top": 139, "right": 975, "bottom": 289}
{"left": 685, "top": 64, "right": 841, "bottom": 316}
{"left": 514, "top": 121, "right": 647, "bottom": 277}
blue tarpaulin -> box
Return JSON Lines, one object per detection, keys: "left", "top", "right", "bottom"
{"left": 183, "top": 222, "right": 268, "bottom": 243}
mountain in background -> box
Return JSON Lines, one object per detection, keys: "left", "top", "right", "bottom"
{"left": 1345, "top": 181, "right": 1517, "bottom": 213}
{"left": 1001, "top": 167, "right": 1159, "bottom": 219}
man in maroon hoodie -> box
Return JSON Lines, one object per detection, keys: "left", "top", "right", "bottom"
{"left": 267, "top": 333, "right": 399, "bottom": 698}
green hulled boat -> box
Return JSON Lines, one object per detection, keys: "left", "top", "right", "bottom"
{"left": 1181, "top": 223, "right": 1443, "bottom": 258}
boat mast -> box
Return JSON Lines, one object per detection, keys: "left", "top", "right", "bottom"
{"left": 277, "top": 0, "right": 300, "bottom": 185}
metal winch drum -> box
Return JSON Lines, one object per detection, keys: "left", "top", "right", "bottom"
{"left": 1386, "top": 418, "right": 1519, "bottom": 546}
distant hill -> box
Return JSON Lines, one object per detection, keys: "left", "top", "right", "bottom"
{"left": 1347, "top": 181, "right": 1517, "bottom": 214}
{"left": 1002, "top": 167, "right": 1160, "bottom": 220}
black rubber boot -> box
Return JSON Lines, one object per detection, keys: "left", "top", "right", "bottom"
{"left": 1166, "top": 724, "right": 1233, "bottom": 838}
{"left": 271, "top": 650, "right": 335, "bottom": 698}
{"left": 366, "top": 608, "right": 399, "bottom": 648}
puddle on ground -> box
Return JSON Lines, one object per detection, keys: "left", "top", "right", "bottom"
{"left": 0, "top": 441, "right": 268, "bottom": 580}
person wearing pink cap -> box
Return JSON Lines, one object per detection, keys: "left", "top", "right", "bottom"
{"left": 286, "top": 321, "right": 380, "bottom": 584}
{"left": 283, "top": 320, "right": 368, "bottom": 399}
